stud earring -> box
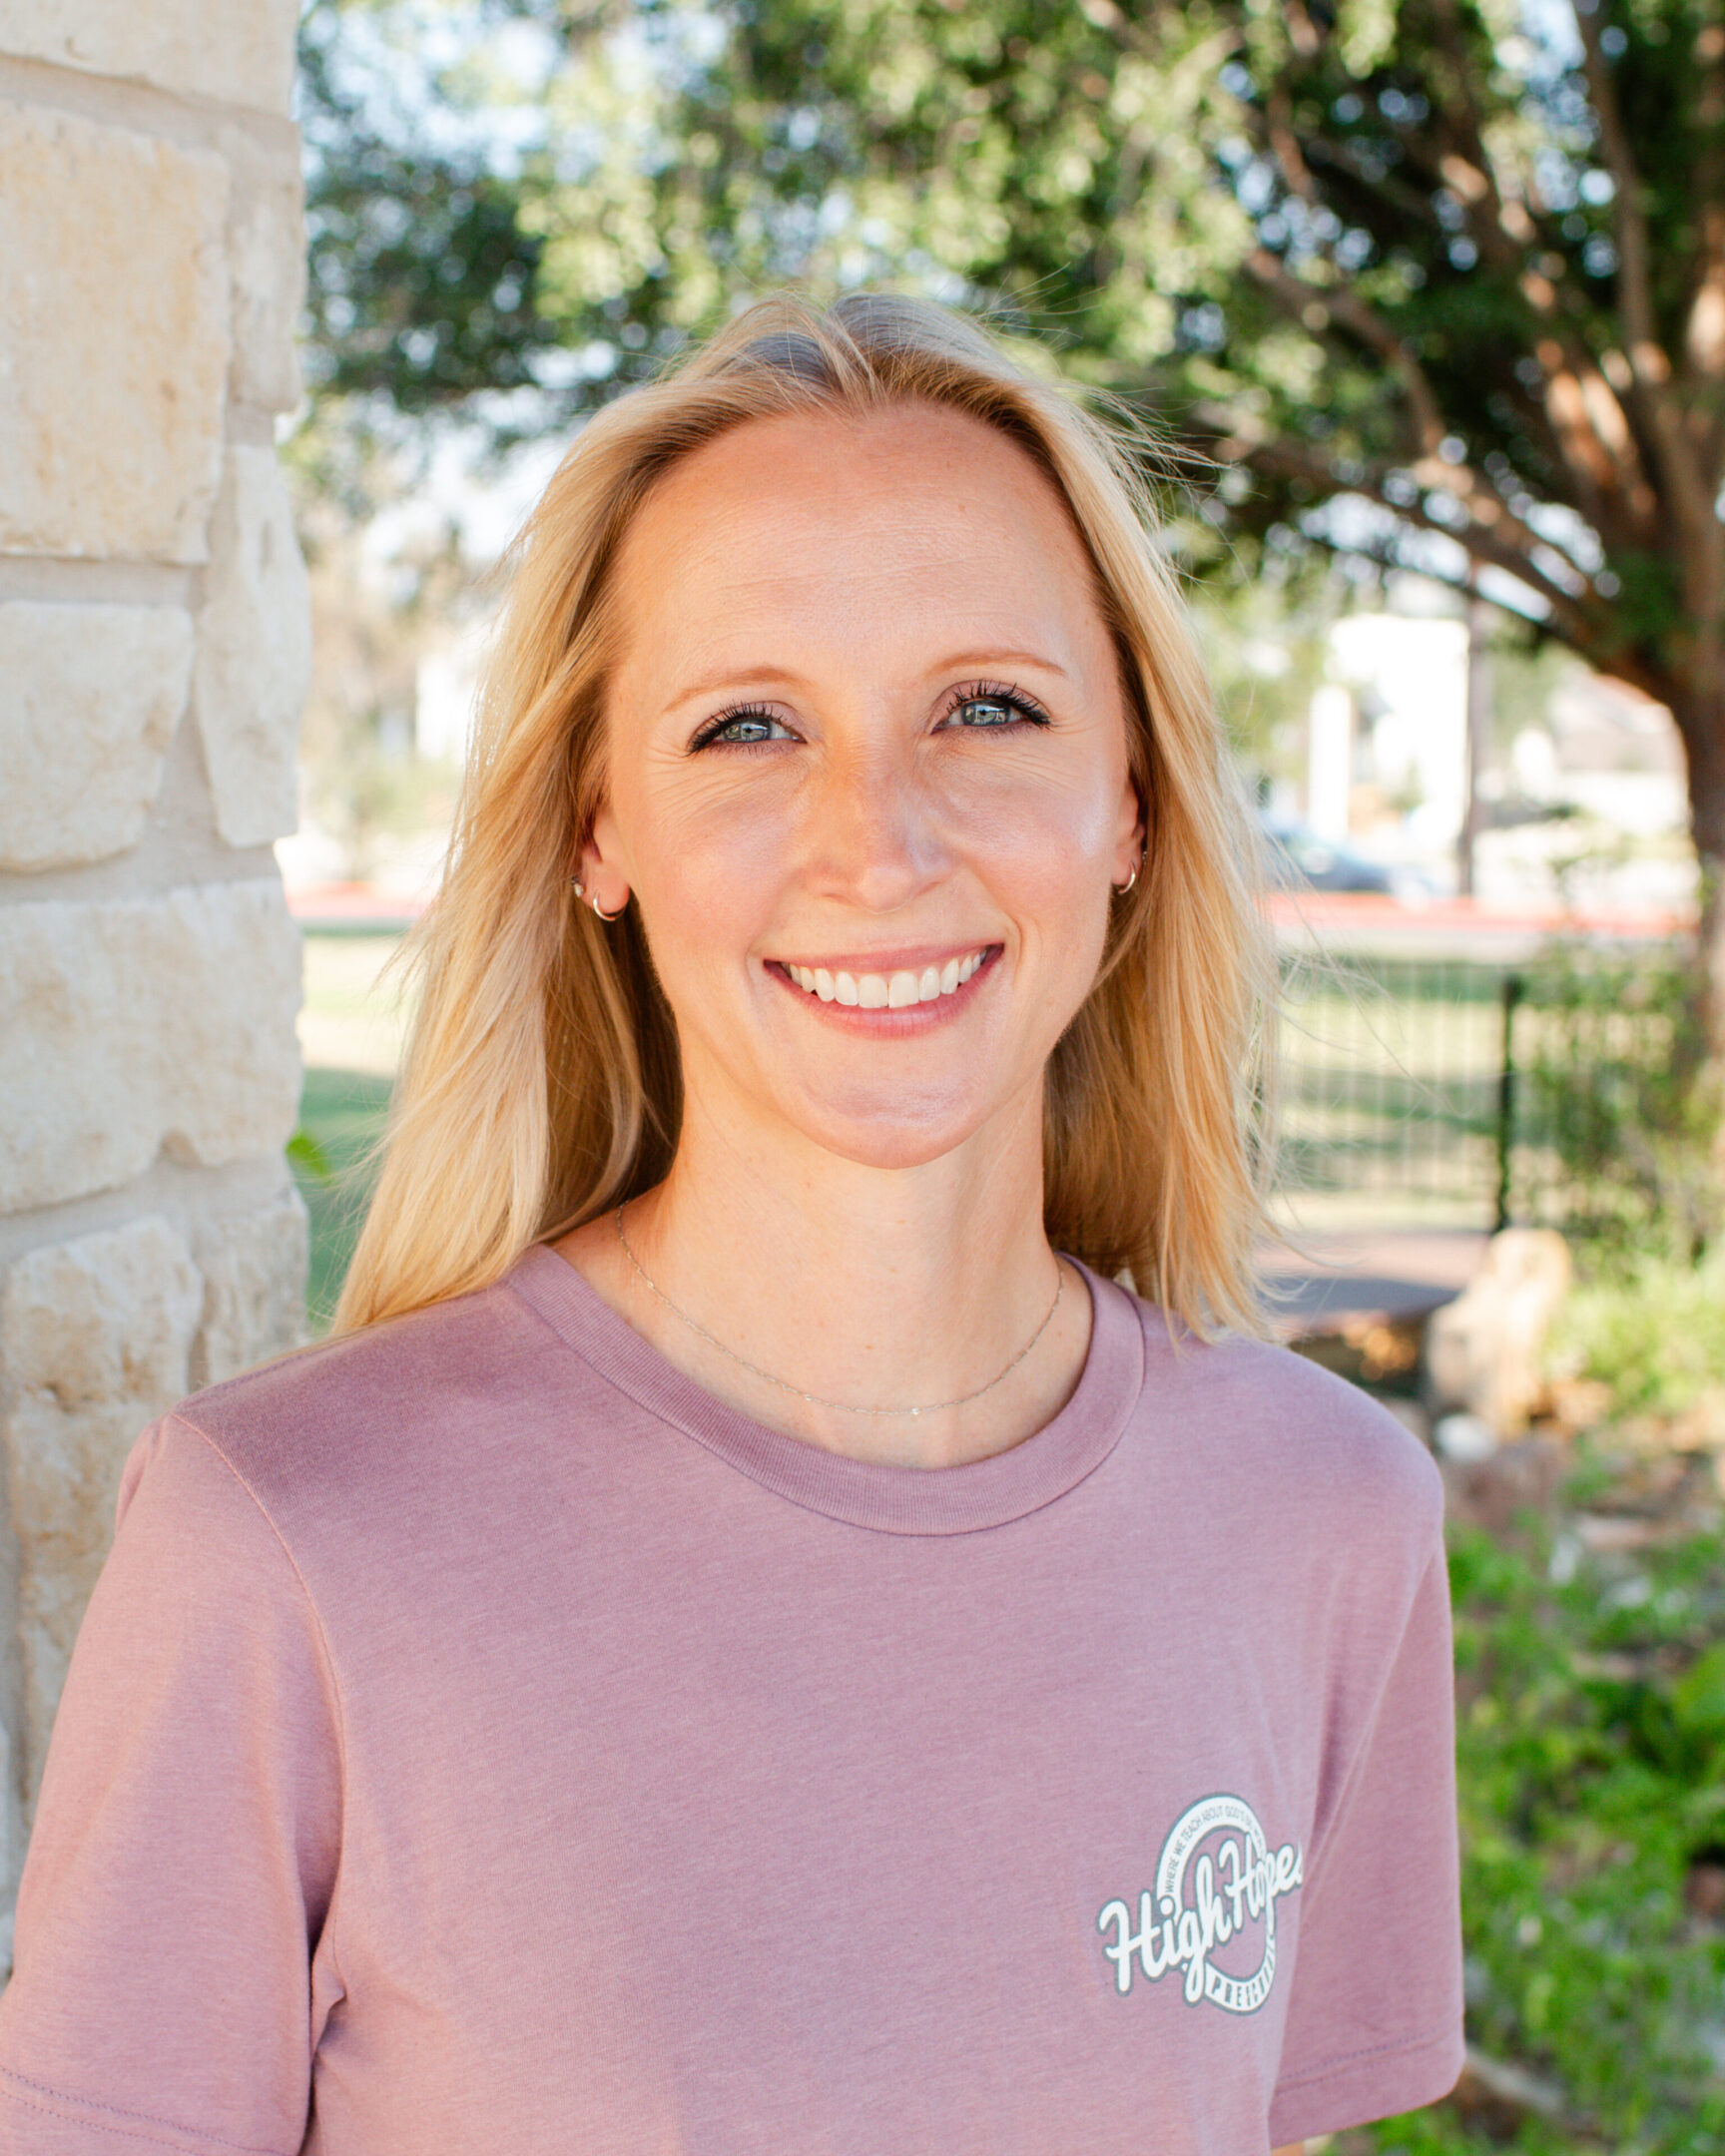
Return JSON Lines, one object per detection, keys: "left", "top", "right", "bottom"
{"left": 571, "top": 876, "right": 625, "bottom": 922}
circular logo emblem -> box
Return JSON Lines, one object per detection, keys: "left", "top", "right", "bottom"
{"left": 1097, "top": 1791, "right": 1304, "bottom": 2013}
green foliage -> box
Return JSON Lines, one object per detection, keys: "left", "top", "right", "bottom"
{"left": 286, "top": 1127, "right": 336, "bottom": 1183}
{"left": 298, "top": 0, "right": 562, "bottom": 420}
{"left": 1378, "top": 1518, "right": 1725, "bottom": 2152}
{"left": 291, "top": 1066, "right": 396, "bottom": 1332}
{"left": 1518, "top": 940, "right": 1721, "bottom": 1261}
{"left": 299, "top": 0, "right": 1725, "bottom": 686}
{"left": 1552, "top": 1254, "right": 1725, "bottom": 1423}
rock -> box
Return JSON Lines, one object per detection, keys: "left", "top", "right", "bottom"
{"left": 1424, "top": 1228, "right": 1572, "bottom": 1436}
{"left": 0, "top": 602, "right": 194, "bottom": 869}
{"left": 0, "top": 881, "right": 302, "bottom": 1212}
{"left": 0, "top": 0, "right": 300, "bottom": 114}
{"left": 0, "top": 104, "right": 229, "bottom": 563}
{"left": 189, "top": 1190, "right": 308, "bottom": 1389}
{"left": 193, "top": 447, "right": 311, "bottom": 846}
{"left": 1434, "top": 1411, "right": 1498, "bottom": 1462}
{"left": 0, "top": 1219, "right": 204, "bottom": 1805}
{"left": 219, "top": 126, "right": 305, "bottom": 414}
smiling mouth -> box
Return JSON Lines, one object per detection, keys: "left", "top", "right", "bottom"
{"left": 774, "top": 947, "right": 992, "bottom": 1009}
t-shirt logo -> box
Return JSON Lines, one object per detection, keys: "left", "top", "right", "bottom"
{"left": 1097, "top": 1793, "right": 1304, "bottom": 2013}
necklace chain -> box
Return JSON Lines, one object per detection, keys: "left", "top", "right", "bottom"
{"left": 614, "top": 1204, "right": 1063, "bottom": 1418}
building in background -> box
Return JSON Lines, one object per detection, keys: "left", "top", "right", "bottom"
{"left": 1294, "top": 592, "right": 1691, "bottom": 917}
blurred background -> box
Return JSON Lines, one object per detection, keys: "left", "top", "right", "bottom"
{"left": 278, "top": 3, "right": 1725, "bottom": 2145}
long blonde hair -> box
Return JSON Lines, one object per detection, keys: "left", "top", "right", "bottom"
{"left": 335, "top": 293, "right": 1275, "bottom": 1338}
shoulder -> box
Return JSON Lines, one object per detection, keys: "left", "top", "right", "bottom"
{"left": 154, "top": 1268, "right": 585, "bottom": 1554}
{"left": 1119, "top": 1285, "right": 1443, "bottom": 1566}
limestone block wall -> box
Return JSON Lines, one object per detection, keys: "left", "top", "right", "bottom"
{"left": 0, "top": 0, "right": 310, "bottom": 1925}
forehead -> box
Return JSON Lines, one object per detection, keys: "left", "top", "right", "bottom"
{"left": 605, "top": 402, "right": 1110, "bottom": 689}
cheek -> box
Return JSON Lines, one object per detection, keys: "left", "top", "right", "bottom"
{"left": 942, "top": 753, "right": 1124, "bottom": 898}
{"left": 622, "top": 772, "right": 798, "bottom": 985}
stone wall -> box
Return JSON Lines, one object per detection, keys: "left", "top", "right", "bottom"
{"left": 0, "top": 0, "right": 310, "bottom": 1931}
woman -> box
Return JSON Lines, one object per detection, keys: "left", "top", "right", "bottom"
{"left": 0, "top": 295, "right": 1460, "bottom": 2154}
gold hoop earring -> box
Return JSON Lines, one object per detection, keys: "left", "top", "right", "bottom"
{"left": 1117, "top": 856, "right": 1142, "bottom": 897}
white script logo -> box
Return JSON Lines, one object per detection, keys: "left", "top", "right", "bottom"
{"left": 1097, "top": 1794, "right": 1303, "bottom": 2013}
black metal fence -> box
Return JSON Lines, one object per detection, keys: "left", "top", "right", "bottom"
{"left": 1273, "top": 940, "right": 1685, "bottom": 1233}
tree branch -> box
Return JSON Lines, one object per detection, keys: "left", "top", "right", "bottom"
{"left": 1572, "top": 0, "right": 1723, "bottom": 624}
{"left": 1243, "top": 248, "right": 1445, "bottom": 452}
{"left": 1275, "top": 19, "right": 1663, "bottom": 559}
{"left": 1201, "top": 415, "right": 1603, "bottom": 644}
{"left": 1682, "top": 18, "right": 1725, "bottom": 480}
{"left": 1238, "top": 248, "right": 1649, "bottom": 568}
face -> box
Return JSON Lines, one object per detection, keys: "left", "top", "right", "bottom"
{"left": 583, "top": 401, "right": 1143, "bottom": 1174}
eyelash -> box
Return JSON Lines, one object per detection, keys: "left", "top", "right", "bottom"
{"left": 688, "top": 680, "right": 1051, "bottom": 752}
{"left": 936, "top": 680, "right": 1051, "bottom": 730}
{"left": 689, "top": 704, "right": 786, "bottom": 752}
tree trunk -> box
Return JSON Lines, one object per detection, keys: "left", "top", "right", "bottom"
{"left": 1667, "top": 668, "right": 1725, "bottom": 1086}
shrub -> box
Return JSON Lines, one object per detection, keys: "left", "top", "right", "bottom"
{"left": 1517, "top": 942, "right": 1720, "bottom": 1263}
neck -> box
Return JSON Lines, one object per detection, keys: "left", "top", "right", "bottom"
{"left": 558, "top": 1084, "right": 1091, "bottom": 1468}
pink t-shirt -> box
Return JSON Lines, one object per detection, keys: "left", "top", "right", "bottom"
{"left": 0, "top": 1251, "right": 1461, "bottom": 2154}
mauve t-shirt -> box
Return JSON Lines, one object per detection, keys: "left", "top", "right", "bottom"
{"left": 0, "top": 1251, "right": 1461, "bottom": 2154}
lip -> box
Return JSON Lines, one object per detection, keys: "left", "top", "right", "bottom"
{"left": 765, "top": 943, "right": 1002, "bottom": 1028}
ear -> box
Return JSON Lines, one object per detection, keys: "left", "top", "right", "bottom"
{"left": 1112, "top": 775, "right": 1146, "bottom": 888}
{"left": 574, "top": 802, "right": 632, "bottom": 917}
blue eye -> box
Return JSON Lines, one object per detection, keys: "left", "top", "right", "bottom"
{"left": 693, "top": 709, "right": 795, "bottom": 749}
{"left": 938, "top": 683, "right": 1049, "bottom": 731}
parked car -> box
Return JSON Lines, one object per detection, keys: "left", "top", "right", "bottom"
{"left": 1257, "top": 815, "right": 1416, "bottom": 897}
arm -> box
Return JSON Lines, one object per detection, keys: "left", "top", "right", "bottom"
{"left": 0, "top": 1415, "right": 341, "bottom": 2152}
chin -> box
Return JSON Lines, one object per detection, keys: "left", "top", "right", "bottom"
{"left": 776, "top": 1076, "right": 1008, "bottom": 1172}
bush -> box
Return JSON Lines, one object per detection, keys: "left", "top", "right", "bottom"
{"left": 1362, "top": 1507, "right": 1725, "bottom": 2153}
{"left": 1518, "top": 942, "right": 1721, "bottom": 1263}
{"left": 1551, "top": 1256, "right": 1725, "bottom": 1427}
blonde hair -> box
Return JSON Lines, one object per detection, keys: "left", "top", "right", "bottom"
{"left": 335, "top": 293, "right": 1276, "bottom": 1339}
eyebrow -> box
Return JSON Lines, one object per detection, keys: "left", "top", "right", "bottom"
{"left": 662, "top": 648, "right": 1075, "bottom": 712}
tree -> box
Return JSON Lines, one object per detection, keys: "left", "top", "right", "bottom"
{"left": 301, "top": 0, "right": 1725, "bottom": 1076}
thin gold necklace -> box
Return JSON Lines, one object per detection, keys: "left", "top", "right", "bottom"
{"left": 614, "top": 1203, "right": 1064, "bottom": 1419}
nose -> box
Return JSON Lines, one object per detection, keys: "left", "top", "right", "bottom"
{"left": 803, "top": 740, "right": 952, "bottom": 914}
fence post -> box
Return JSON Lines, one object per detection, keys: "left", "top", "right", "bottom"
{"left": 1495, "top": 972, "right": 1523, "bottom": 1233}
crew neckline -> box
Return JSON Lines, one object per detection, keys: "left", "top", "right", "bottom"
{"left": 507, "top": 1242, "right": 1146, "bottom": 1536}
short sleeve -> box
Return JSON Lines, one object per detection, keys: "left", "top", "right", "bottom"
{"left": 0, "top": 1414, "right": 343, "bottom": 2156}
{"left": 1268, "top": 1537, "right": 1465, "bottom": 2146}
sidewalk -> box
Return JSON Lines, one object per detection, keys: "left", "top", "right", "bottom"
{"left": 1260, "top": 1227, "right": 1489, "bottom": 1340}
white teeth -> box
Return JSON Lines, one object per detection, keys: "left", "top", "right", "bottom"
{"left": 785, "top": 950, "right": 988, "bottom": 1006}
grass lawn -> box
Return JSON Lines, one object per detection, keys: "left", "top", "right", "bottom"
{"left": 292, "top": 1064, "right": 393, "bottom": 1332}
{"left": 291, "top": 932, "right": 405, "bottom": 1332}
